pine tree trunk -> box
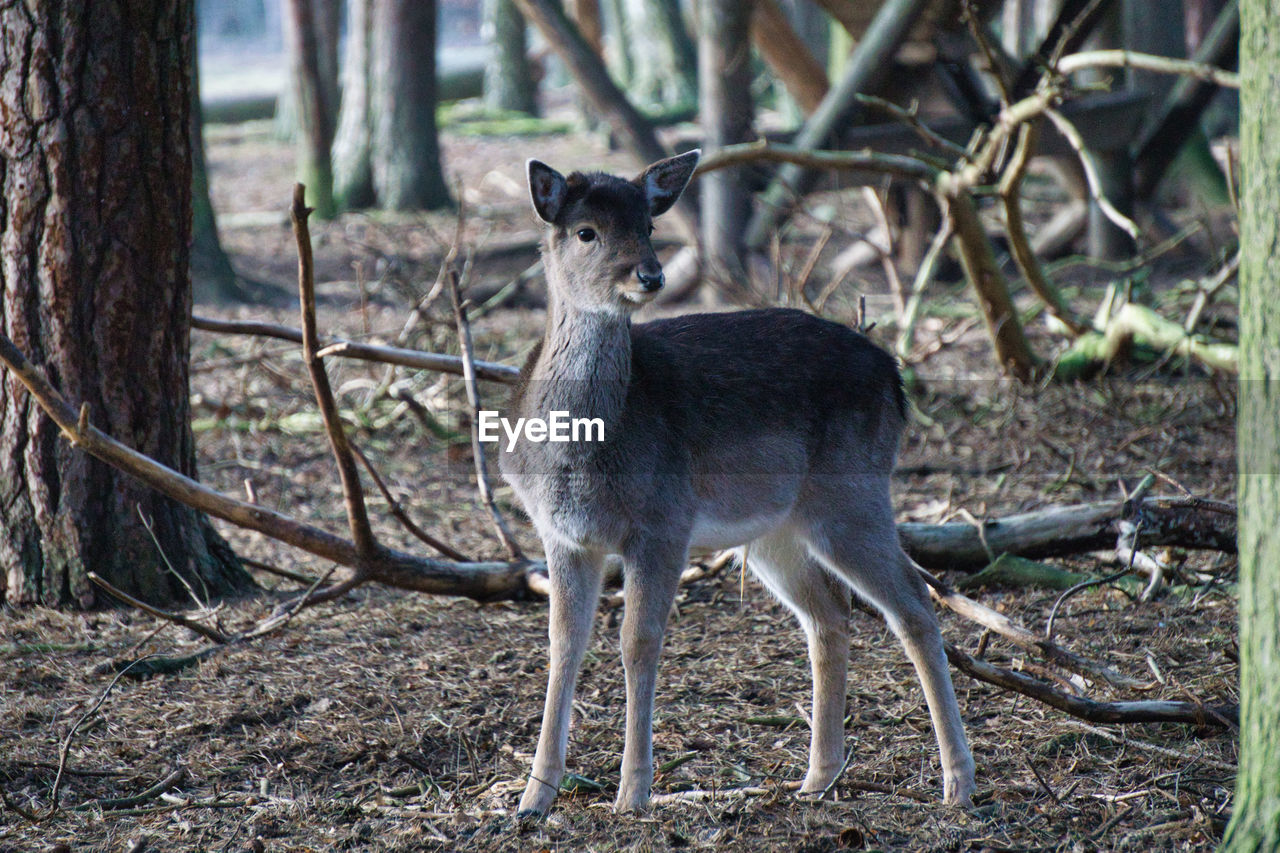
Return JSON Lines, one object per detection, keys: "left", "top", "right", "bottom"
{"left": 333, "top": 0, "right": 376, "bottom": 209}
{"left": 1221, "top": 0, "right": 1280, "bottom": 848}
{"left": 369, "top": 0, "right": 451, "bottom": 211}
{"left": 484, "top": 0, "right": 538, "bottom": 115}
{"left": 0, "top": 0, "right": 250, "bottom": 608}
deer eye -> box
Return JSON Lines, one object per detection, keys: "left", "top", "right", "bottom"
{"left": 576, "top": 227, "right": 596, "bottom": 243}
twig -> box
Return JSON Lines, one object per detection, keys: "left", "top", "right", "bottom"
{"left": 87, "top": 573, "right": 229, "bottom": 644}
{"left": 350, "top": 442, "right": 472, "bottom": 562}
{"left": 240, "top": 556, "right": 321, "bottom": 587}
{"left": 448, "top": 265, "right": 526, "bottom": 562}
{"left": 1043, "top": 107, "right": 1140, "bottom": 241}
{"left": 916, "top": 566, "right": 1150, "bottom": 691}
{"left": 895, "top": 213, "right": 953, "bottom": 358}
{"left": 853, "top": 94, "right": 969, "bottom": 158}
{"left": 0, "top": 329, "right": 533, "bottom": 600}
{"left": 1044, "top": 568, "right": 1134, "bottom": 641}
{"left": 1183, "top": 251, "right": 1240, "bottom": 333}
{"left": 191, "top": 314, "right": 520, "bottom": 384}
{"left": 46, "top": 655, "right": 163, "bottom": 815}
{"left": 291, "top": 184, "right": 377, "bottom": 560}
{"left": 997, "top": 122, "right": 1089, "bottom": 335}
{"left": 71, "top": 766, "right": 187, "bottom": 811}
{"left": 945, "top": 642, "right": 1236, "bottom": 726}
{"left": 1055, "top": 49, "right": 1241, "bottom": 89}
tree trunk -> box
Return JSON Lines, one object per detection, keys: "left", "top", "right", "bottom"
{"left": 751, "top": 0, "right": 829, "bottom": 115}
{"left": 0, "top": 1, "right": 250, "bottom": 608}
{"left": 1221, "top": 1, "right": 1280, "bottom": 848}
{"left": 619, "top": 0, "right": 696, "bottom": 108}
{"left": 332, "top": 0, "right": 376, "bottom": 209}
{"left": 191, "top": 20, "right": 246, "bottom": 303}
{"left": 369, "top": 0, "right": 451, "bottom": 211}
{"left": 699, "top": 0, "right": 756, "bottom": 295}
{"left": 285, "top": 0, "right": 339, "bottom": 218}
{"left": 483, "top": 0, "right": 538, "bottom": 115}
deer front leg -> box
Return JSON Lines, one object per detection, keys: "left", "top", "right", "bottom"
{"left": 518, "top": 544, "right": 605, "bottom": 817}
{"left": 616, "top": 545, "right": 685, "bottom": 813}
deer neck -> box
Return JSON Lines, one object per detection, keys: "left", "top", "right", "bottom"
{"left": 523, "top": 284, "right": 632, "bottom": 429}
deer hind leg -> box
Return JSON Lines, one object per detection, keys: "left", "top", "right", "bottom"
{"left": 799, "top": 485, "right": 976, "bottom": 807}
{"left": 748, "top": 531, "right": 853, "bottom": 794}
{"left": 518, "top": 543, "right": 605, "bottom": 817}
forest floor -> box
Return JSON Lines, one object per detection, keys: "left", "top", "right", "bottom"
{"left": 1, "top": 118, "right": 1241, "bottom": 852}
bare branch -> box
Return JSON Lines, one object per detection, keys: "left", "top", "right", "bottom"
{"left": 1055, "top": 49, "right": 1240, "bottom": 89}
{"left": 448, "top": 265, "right": 527, "bottom": 561}
{"left": 292, "top": 184, "right": 377, "bottom": 558}
{"left": 945, "top": 641, "right": 1237, "bottom": 727}
{"left": 350, "top": 442, "right": 472, "bottom": 562}
{"left": 997, "top": 122, "right": 1090, "bottom": 335}
{"left": 88, "top": 573, "right": 229, "bottom": 644}
{"left": 0, "top": 331, "right": 534, "bottom": 601}
{"left": 190, "top": 314, "right": 521, "bottom": 385}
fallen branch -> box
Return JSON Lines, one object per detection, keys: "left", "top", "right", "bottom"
{"left": 945, "top": 642, "right": 1237, "bottom": 727}
{"left": 70, "top": 766, "right": 187, "bottom": 812}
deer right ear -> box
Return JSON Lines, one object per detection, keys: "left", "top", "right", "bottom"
{"left": 528, "top": 159, "right": 568, "bottom": 224}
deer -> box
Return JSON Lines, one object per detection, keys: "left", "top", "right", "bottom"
{"left": 498, "top": 149, "right": 976, "bottom": 817}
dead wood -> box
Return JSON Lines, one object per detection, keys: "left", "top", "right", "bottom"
{"left": 945, "top": 642, "right": 1237, "bottom": 727}
{"left": 190, "top": 314, "right": 520, "bottom": 384}
{"left": 899, "top": 496, "right": 1236, "bottom": 571}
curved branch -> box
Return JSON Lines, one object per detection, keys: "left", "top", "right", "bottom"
{"left": 1055, "top": 49, "right": 1240, "bottom": 89}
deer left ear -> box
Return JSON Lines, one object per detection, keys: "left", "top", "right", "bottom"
{"left": 634, "top": 149, "right": 700, "bottom": 218}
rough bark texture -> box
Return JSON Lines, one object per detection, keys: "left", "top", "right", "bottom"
{"left": 332, "top": 0, "right": 375, "bottom": 209}
{"left": 484, "top": 0, "right": 538, "bottom": 115}
{"left": 0, "top": 1, "right": 249, "bottom": 607}
{"left": 698, "top": 0, "right": 756, "bottom": 293}
{"left": 1222, "top": 1, "right": 1280, "bottom": 848}
{"left": 369, "top": 0, "right": 451, "bottom": 211}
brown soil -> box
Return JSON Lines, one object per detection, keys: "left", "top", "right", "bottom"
{"left": 1, "top": 122, "right": 1239, "bottom": 852}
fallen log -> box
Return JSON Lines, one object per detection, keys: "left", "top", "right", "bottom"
{"left": 900, "top": 497, "right": 1235, "bottom": 571}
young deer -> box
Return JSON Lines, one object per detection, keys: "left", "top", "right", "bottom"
{"left": 499, "top": 150, "right": 975, "bottom": 816}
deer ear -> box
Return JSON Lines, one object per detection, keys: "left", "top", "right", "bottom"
{"left": 634, "top": 149, "right": 700, "bottom": 217}
{"left": 527, "top": 159, "right": 568, "bottom": 223}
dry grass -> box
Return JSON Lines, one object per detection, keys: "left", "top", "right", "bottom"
{"left": 1, "top": 123, "right": 1240, "bottom": 852}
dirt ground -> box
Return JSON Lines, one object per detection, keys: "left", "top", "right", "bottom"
{"left": 1, "top": 120, "right": 1241, "bottom": 852}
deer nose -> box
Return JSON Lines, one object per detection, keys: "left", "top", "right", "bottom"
{"left": 636, "top": 261, "right": 664, "bottom": 293}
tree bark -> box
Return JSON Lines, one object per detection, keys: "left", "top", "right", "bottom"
{"left": 484, "top": 0, "right": 539, "bottom": 115}
{"left": 699, "top": 0, "right": 756, "bottom": 294}
{"left": 1222, "top": 1, "right": 1280, "bottom": 848}
{"left": 0, "top": 0, "right": 249, "bottom": 607}
{"left": 369, "top": 0, "right": 452, "bottom": 211}
{"left": 332, "top": 0, "right": 376, "bottom": 209}
{"left": 285, "top": 0, "right": 338, "bottom": 217}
